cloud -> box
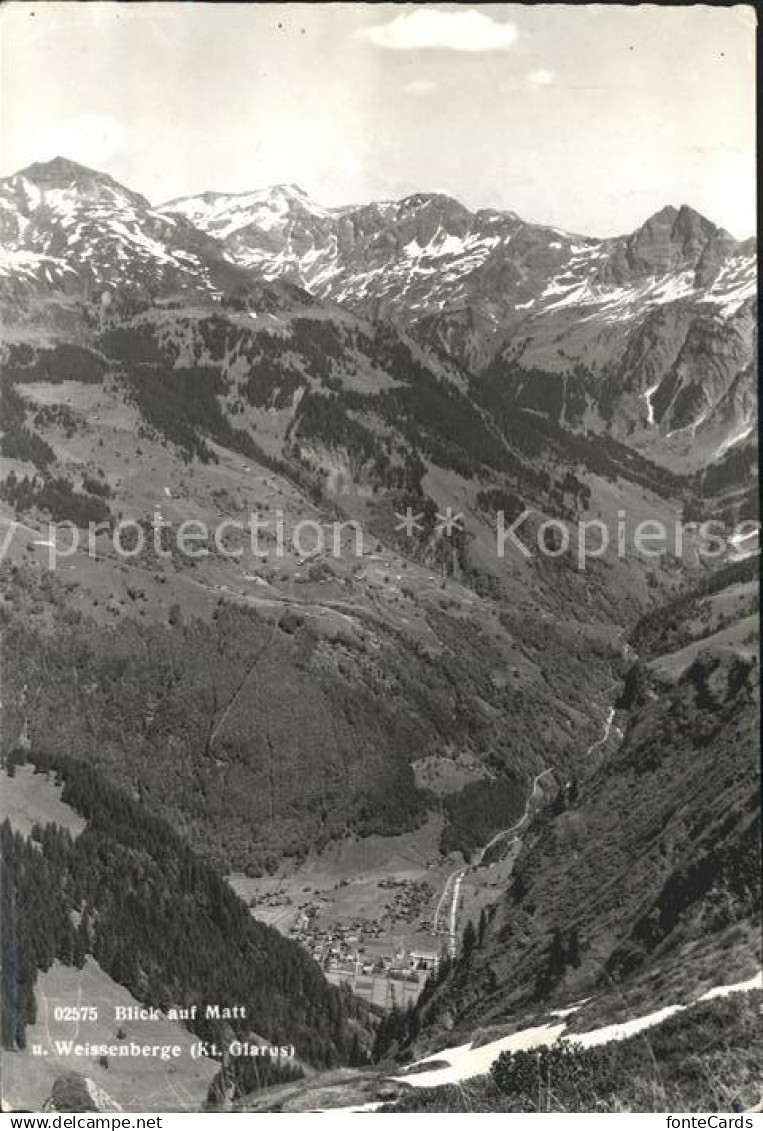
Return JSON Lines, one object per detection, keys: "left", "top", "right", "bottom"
{"left": 527, "top": 69, "right": 555, "bottom": 88}
{"left": 34, "top": 114, "right": 127, "bottom": 167}
{"left": 360, "top": 9, "right": 518, "bottom": 52}
{"left": 402, "top": 79, "right": 440, "bottom": 95}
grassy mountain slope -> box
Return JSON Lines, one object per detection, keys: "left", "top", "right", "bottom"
{"left": 382, "top": 991, "right": 762, "bottom": 1113}
{"left": 2, "top": 298, "right": 697, "bottom": 873}
{"left": 1, "top": 558, "right": 621, "bottom": 873}
{"left": 402, "top": 568, "right": 759, "bottom": 1052}
{"left": 0, "top": 753, "right": 373, "bottom": 1107}
{"left": 0, "top": 160, "right": 757, "bottom": 1114}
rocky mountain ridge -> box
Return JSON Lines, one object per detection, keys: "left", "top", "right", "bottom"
{"left": 0, "top": 158, "right": 758, "bottom": 1114}
{"left": 161, "top": 181, "right": 756, "bottom": 470}
{"left": 0, "top": 156, "right": 249, "bottom": 307}
{"left": 1, "top": 157, "right": 755, "bottom": 473}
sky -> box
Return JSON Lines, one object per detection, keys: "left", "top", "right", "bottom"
{"left": 0, "top": 3, "right": 756, "bottom": 237}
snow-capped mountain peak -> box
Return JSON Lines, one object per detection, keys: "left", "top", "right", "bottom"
{"left": 0, "top": 156, "right": 247, "bottom": 301}
{"left": 4, "top": 156, "right": 151, "bottom": 216}
{"left": 160, "top": 183, "right": 333, "bottom": 239}
{"left": 0, "top": 158, "right": 755, "bottom": 473}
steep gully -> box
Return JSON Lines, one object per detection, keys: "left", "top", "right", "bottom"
{"left": 432, "top": 691, "right": 620, "bottom": 959}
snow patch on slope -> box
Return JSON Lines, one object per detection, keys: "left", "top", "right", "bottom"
{"left": 394, "top": 972, "right": 762, "bottom": 1089}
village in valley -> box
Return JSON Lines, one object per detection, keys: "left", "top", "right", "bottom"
{"left": 229, "top": 826, "right": 523, "bottom": 1012}
{"left": 247, "top": 876, "right": 443, "bottom": 1010}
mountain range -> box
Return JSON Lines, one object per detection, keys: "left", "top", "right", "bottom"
{"left": 1, "top": 156, "right": 756, "bottom": 471}
{"left": 161, "top": 182, "right": 756, "bottom": 470}
{"left": 0, "top": 155, "right": 758, "bottom": 1112}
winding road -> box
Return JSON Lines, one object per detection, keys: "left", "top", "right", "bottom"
{"left": 475, "top": 766, "right": 554, "bottom": 867}
{"left": 431, "top": 868, "right": 461, "bottom": 944}
{"left": 434, "top": 691, "right": 621, "bottom": 959}
{"left": 432, "top": 766, "right": 554, "bottom": 957}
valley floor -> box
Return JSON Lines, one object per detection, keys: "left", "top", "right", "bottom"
{"left": 231, "top": 691, "right": 619, "bottom": 1011}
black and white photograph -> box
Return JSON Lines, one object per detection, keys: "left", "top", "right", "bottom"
{"left": 0, "top": 1, "right": 759, "bottom": 1118}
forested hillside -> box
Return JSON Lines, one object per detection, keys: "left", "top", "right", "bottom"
{"left": 0, "top": 152, "right": 757, "bottom": 1115}
{"left": 1, "top": 562, "right": 621, "bottom": 872}
{"left": 394, "top": 575, "right": 760, "bottom": 1055}
{"left": 1, "top": 753, "right": 371, "bottom": 1102}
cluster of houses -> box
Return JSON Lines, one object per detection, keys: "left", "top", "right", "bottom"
{"left": 378, "top": 877, "right": 436, "bottom": 927}
{"left": 285, "top": 901, "right": 440, "bottom": 1005}
{"left": 246, "top": 875, "right": 446, "bottom": 1009}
